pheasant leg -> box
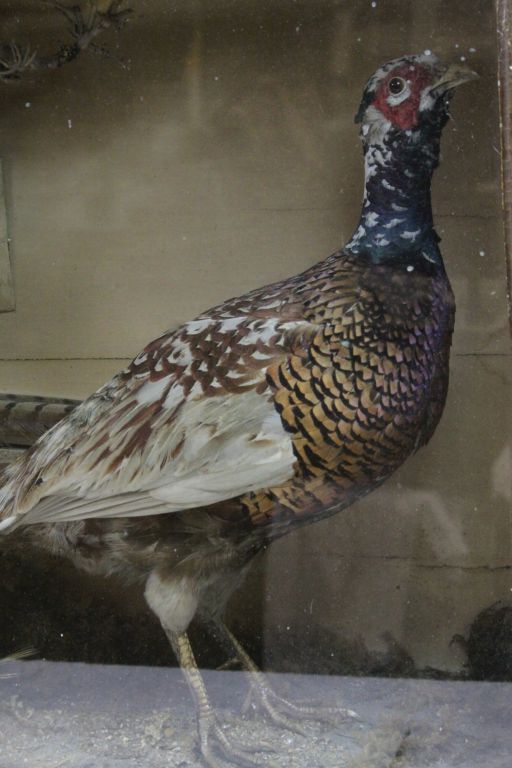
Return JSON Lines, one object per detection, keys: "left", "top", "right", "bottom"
{"left": 211, "top": 621, "right": 358, "bottom": 733}
{"left": 167, "top": 630, "right": 274, "bottom": 768}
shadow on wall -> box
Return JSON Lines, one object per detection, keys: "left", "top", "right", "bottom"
{"left": 2, "top": 537, "right": 512, "bottom": 681}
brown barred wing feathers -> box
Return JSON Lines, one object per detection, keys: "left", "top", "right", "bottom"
{"left": 0, "top": 312, "right": 318, "bottom": 530}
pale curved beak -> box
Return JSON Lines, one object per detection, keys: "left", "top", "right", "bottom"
{"left": 432, "top": 63, "right": 479, "bottom": 93}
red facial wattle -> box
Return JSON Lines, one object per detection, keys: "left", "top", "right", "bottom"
{"left": 373, "top": 65, "right": 434, "bottom": 130}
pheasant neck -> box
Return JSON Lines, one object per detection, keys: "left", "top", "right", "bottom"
{"left": 345, "top": 128, "right": 443, "bottom": 265}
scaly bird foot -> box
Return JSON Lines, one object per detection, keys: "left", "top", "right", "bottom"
{"left": 198, "top": 713, "right": 276, "bottom": 768}
{"left": 242, "top": 676, "right": 359, "bottom": 735}
{"left": 209, "top": 622, "right": 359, "bottom": 735}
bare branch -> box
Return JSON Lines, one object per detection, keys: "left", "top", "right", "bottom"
{"left": 0, "top": 44, "right": 38, "bottom": 81}
{"left": 0, "top": 0, "right": 132, "bottom": 82}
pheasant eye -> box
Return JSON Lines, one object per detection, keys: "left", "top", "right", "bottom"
{"left": 388, "top": 76, "right": 407, "bottom": 95}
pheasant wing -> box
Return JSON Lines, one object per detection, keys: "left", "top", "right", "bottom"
{"left": 0, "top": 316, "right": 315, "bottom": 529}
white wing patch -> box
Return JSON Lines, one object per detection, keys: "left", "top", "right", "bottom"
{"left": 20, "top": 388, "right": 295, "bottom": 526}
{"left": 0, "top": 314, "right": 311, "bottom": 530}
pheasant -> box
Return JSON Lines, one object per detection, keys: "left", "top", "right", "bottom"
{"left": 0, "top": 53, "right": 475, "bottom": 767}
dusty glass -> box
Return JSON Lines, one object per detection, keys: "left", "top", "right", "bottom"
{"left": 0, "top": 1, "right": 510, "bottom": 767}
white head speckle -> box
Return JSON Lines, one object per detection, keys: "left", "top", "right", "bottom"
{"left": 361, "top": 105, "right": 392, "bottom": 145}
{"left": 400, "top": 229, "right": 421, "bottom": 241}
{"left": 365, "top": 211, "right": 379, "bottom": 227}
{"left": 383, "top": 218, "right": 405, "bottom": 229}
{"left": 351, "top": 225, "right": 365, "bottom": 244}
{"left": 419, "top": 89, "right": 436, "bottom": 112}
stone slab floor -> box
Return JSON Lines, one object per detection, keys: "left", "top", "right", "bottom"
{"left": 0, "top": 661, "right": 510, "bottom": 768}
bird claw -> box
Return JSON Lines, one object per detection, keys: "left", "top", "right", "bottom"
{"left": 243, "top": 679, "right": 360, "bottom": 734}
{"left": 285, "top": 696, "right": 360, "bottom": 723}
{"left": 216, "top": 656, "right": 242, "bottom": 672}
{"left": 198, "top": 715, "right": 276, "bottom": 768}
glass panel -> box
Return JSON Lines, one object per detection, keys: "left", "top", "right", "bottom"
{"left": 0, "top": 1, "right": 510, "bottom": 767}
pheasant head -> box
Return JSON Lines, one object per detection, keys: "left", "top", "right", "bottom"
{"left": 347, "top": 53, "right": 477, "bottom": 264}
